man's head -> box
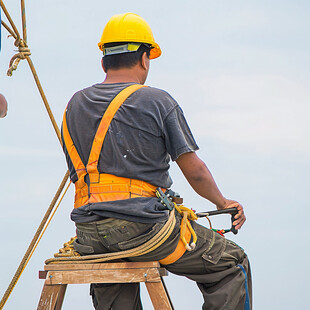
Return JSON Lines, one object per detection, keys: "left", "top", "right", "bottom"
{"left": 102, "top": 42, "right": 151, "bottom": 71}
{"left": 98, "top": 13, "right": 160, "bottom": 78}
{"left": 0, "top": 94, "right": 8, "bottom": 118}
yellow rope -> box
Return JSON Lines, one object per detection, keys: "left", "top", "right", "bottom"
{"left": 46, "top": 202, "right": 199, "bottom": 265}
{"left": 174, "top": 203, "right": 198, "bottom": 251}
{"left": 45, "top": 209, "right": 176, "bottom": 265}
{"left": 0, "top": 3, "right": 72, "bottom": 307}
{"left": 0, "top": 0, "right": 62, "bottom": 143}
{"left": 0, "top": 172, "right": 71, "bottom": 310}
{"left": 0, "top": 0, "right": 21, "bottom": 42}
{"left": 0, "top": 20, "right": 16, "bottom": 38}
{"left": 20, "top": 0, "right": 27, "bottom": 43}
{"left": 0, "top": 180, "right": 71, "bottom": 309}
{"left": 26, "top": 180, "right": 72, "bottom": 264}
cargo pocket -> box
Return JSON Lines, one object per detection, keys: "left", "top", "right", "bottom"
{"left": 73, "top": 239, "right": 95, "bottom": 255}
{"left": 220, "top": 239, "right": 245, "bottom": 265}
{"left": 118, "top": 222, "right": 164, "bottom": 250}
{"left": 202, "top": 231, "right": 226, "bottom": 271}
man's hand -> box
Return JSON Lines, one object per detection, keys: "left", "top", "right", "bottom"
{"left": 217, "top": 199, "right": 246, "bottom": 230}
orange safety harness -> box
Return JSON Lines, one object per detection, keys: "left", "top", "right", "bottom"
{"left": 62, "top": 84, "right": 159, "bottom": 208}
{"left": 62, "top": 83, "right": 191, "bottom": 265}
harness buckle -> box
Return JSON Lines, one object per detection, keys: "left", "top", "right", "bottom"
{"left": 155, "top": 188, "right": 174, "bottom": 210}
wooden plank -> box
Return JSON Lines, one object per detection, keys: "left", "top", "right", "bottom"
{"left": 44, "top": 261, "right": 160, "bottom": 271}
{"left": 37, "top": 284, "right": 66, "bottom": 310}
{"left": 145, "top": 281, "right": 173, "bottom": 310}
{"left": 45, "top": 267, "right": 162, "bottom": 285}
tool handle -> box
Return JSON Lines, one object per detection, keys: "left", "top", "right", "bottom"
{"left": 230, "top": 210, "right": 238, "bottom": 235}
{"left": 196, "top": 207, "right": 238, "bottom": 235}
{"left": 196, "top": 207, "right": 238, "bottom": 217}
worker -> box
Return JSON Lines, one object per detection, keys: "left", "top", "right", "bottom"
{"left": 0, "top": 94, "right": 8, "bottom": 118}
{"left": 62, "top": 13, "right": 252, "bottom": 310}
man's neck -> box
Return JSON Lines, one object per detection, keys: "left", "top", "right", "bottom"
{"left": 103, "top": 68, "right": 145, "bottom": 84}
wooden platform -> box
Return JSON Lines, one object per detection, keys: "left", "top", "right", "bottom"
{"left": 38, "top": 261, "right": 174, "bottom": 310}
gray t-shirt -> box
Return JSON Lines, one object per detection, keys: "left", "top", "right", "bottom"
{"left": 62, "top": 82, "right": 199, "bottom": 223}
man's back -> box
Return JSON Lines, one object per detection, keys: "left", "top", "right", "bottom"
{"left": 63, "top": 82, "right": 198, "bottom": 223}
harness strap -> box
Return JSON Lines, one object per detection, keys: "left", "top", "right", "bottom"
{"left": 62, "top": 84, "right": 147, "bottom": 208}
{"left": 159, "top": 219, "right": 191, "bottom": 265}
{"left": 87, "top": 84, "right": 146, "bottom": 183}
{"left": 62, "top": 83, "right": 146, "bottom": 176}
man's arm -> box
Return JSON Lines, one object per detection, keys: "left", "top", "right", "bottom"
{"left": 176, "top": 152, "right": 246, "bottom": 230}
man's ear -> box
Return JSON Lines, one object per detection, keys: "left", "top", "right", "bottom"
{"left": 140, "top": 52, "right": 149, "bottom": 71}
{"left": 101, "top": 58, "right": 107, "bottom": 73}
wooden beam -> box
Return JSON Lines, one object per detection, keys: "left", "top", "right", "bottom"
{"left": 44, "top": 261, "right": 161, "bottom": 271}
{"left": 45, "top": 267, "right": 162, "bottom": 285}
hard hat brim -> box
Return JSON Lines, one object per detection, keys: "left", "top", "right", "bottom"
{"left": 98, "top": 41, "right": 162, "bottom": 59}
{"left": 149, "top": 43, "right": 161, "bottom": 59}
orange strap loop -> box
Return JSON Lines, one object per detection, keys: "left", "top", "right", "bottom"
{"left": 159, "top": 218, "right": 191, "bottom": 265}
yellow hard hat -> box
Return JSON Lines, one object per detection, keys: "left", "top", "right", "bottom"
{"left": 98, "top": 13, "right": 161, "bottom": 59}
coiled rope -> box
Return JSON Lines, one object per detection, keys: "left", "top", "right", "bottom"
{"left": 45, "top": 209, "right": 177, "bottom": 265}
{"left": 44, "top": 203, "right": 199, "bottom": 266}
{"left": 0, "top": 1, "right": 70, "bottom": 308}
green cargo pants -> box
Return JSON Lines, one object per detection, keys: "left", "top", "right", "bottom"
{"left": 74, "top": 212, "right": 252, "bottom": 310}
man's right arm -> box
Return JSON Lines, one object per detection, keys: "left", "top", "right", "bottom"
{"left": 176, "top": 152, "right": 246, "bottom": 230}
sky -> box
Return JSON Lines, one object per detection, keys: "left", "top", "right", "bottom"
{"left": 0, "top": 0, "right": 310, "bottom": 309}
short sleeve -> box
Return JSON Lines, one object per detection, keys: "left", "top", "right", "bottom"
{"left": 163, "top": 106, "right": 199, "bottom": 161}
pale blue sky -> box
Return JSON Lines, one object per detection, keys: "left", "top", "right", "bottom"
{"left": 1, "top": 1, "right": 309, "bottom": 309}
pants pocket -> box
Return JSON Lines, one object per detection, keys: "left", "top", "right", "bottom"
{"left": 101, "top": 221, "right": 155, "bottom": 248}
{"left": 202, "top": 237, "right": 246, "bottom": 273}
{"left": 202, "top": 233, "right": 226, "bottom": 265}
{"left": 117, "top": 222, "right": 164, "bottom": 250}
{"left": 73, "top": 238, "right": 95, "bottom": 255}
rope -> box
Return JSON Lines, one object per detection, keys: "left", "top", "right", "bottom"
{"left": 0, "top": 171, "right": 70, "bottom": 310}
{"left": 45, "top": 203, "right": 200, "bottom": 265}
{"left": 0, "top": 0, "right": 62, "bottom": 143}
{"left": 20, "top": 0, "right": 27, "bottom": 43}
{"left": 174, "top": 203, "right": 198, "bottom": 251}
{"left": 25, "top": 56, "right": 62, "bottom": 142}
{"left": 0, "top": 1, "right": 21, "bottom": 42}
{"left": 7, "top": 40, "right": 31, "bottom": 76}
{"left": 45, "top": 209, "right": 176, "bottom": 265}
{"left": 0, "top": 20, "right": 16, "bottom": 38}
{"left": 0, "top": 2, "right": 70, "bottom": 308}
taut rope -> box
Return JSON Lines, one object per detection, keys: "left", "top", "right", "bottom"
{"left": 0, "top": 1, "right": 70, "bottom": 308}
